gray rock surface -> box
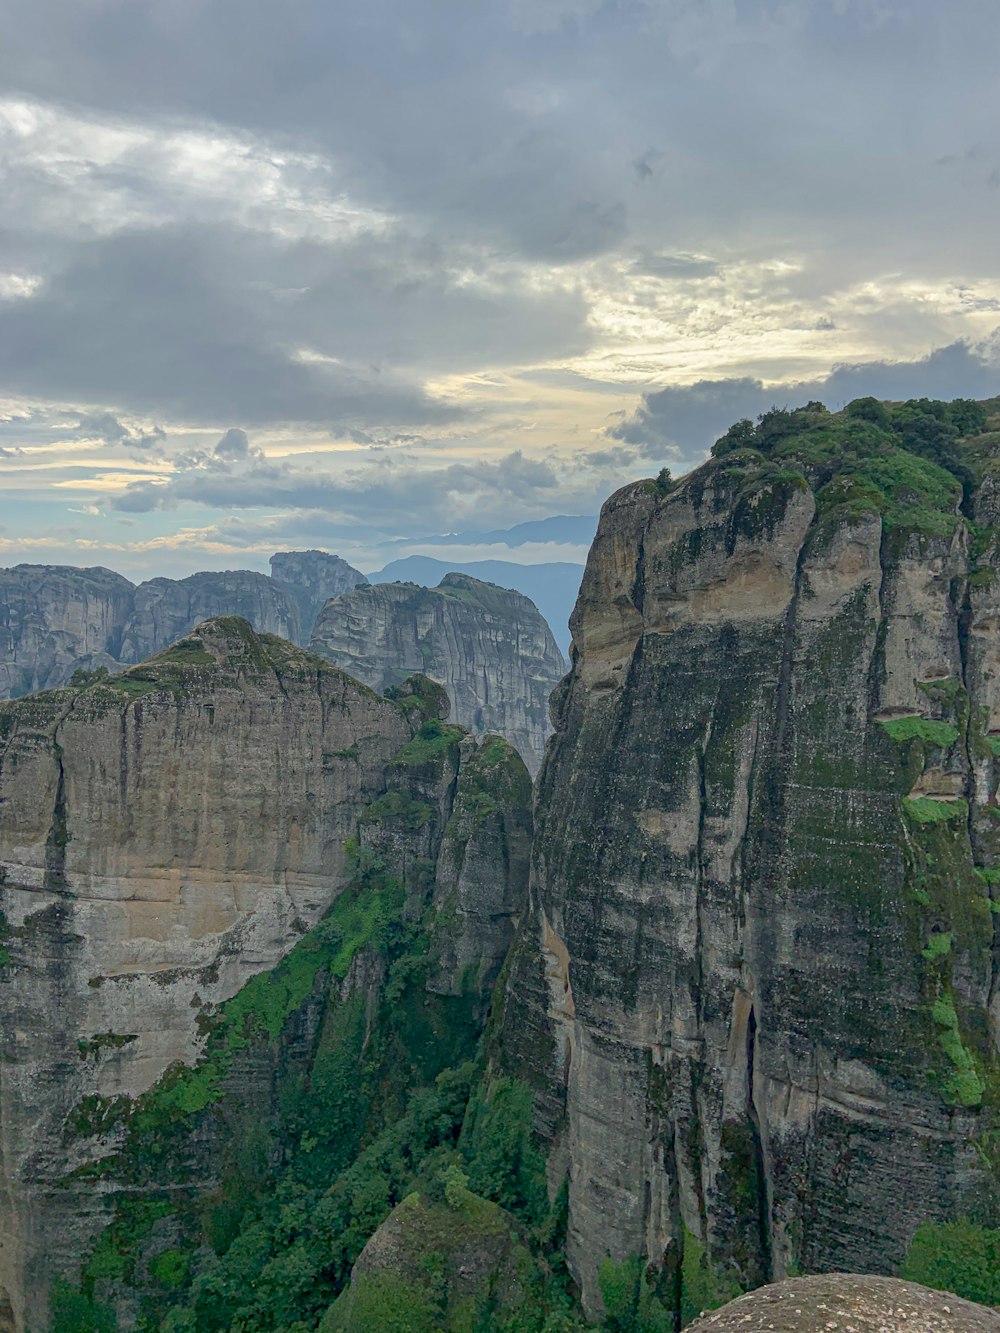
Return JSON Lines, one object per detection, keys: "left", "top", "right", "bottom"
{"left": 269, "top": 549, "right": 369, "bottom": 638}
{"left": 309, "top": 574, "right": 567, "bottom": 774}
{"left": 0, "top": 564, "right": 135, "bottom": 697}
{"left": 0, "top": 624, "right": 531, "bottom": 1331}
{"left": 0, "top": 552, "right": 370, "bottom": 698}
{"left": 118, "top": 569, "right": 301, "bottom": 661}
{"left": 496, "top": 455, "right": 1000, "bottom": 1308}
{"left": 686, "top": 1274, "right": 1000, "bottom": 1332}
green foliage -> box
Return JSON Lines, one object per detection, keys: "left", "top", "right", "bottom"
{"left": 151, "top": 1248, "right": 191, "bottom": 1291}
{"left": 710, "top": 395, "right": 989, "bottom": 536}
{"left": 323, "top": 1271, "right": 439, "bottom": 1332}
{"left": 879, "top": 716, "right": 959, "bottom": 747}
{"left": 461, "top": 1077, "right": 549, "bottom": 1227}
{"left": 384, "top": 673, "right": 451, "bottom": 723}
{"left": 442, "top": 1162, "right": 471, "bottom": 1210}
{"left": 901, "top": 1219, "right": 1000, "bottom": 1306}
{"left": 78, "top": 1032, "right": 138, "bottom": 1061}
{"left": 903, "top": 796, "right": 967, "bottom": 825}
{"left": 597, "top": 1255, "right": 673, "bottom": 1333}
{"left": 679, "top": 1228, "right": 741, "bottom": 1326}
{"left": 932, "top": 992, "right": 985, "bottom": 1108}
{"left": 49, "top": 1277, "right": 118, "bottom": 1333}
{"left": 392, "top": 719, "right": 465, "bottom": 767}
{"left": 360, "top": 790, "right": 433, "bottom": 830}
{"left": 70, "top": 666, "right": 111, "bottom": 688}
{"left": 921, "top": 931, "right": 953, "bottom": 961}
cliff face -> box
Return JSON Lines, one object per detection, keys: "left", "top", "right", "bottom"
{"left": 118, "top": 570, "right": 301, "bottom": 662}
{"left": 0, "top": 552, "right": 368, "bottom": 699}
{"left": 269, "top": 550, "right": 369, "bottom": 639}
{"left": 309, "top": 574, "right": 567, "bottom": 775}
{"left": 0, "top": 564, "right": 135, "bottom": 697}
{"left": 0, "top": 622, "right": 531, "bottom": 1331}
{"left": 496, "top": 403, "right": 1000, "bottom": 1309}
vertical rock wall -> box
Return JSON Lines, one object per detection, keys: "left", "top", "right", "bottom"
{"left": 497, "top": 457, "right": 1000, "bottom": 1308}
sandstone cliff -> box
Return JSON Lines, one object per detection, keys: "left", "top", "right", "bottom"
{"left": 495, "top": 398, "right": 1000, "bottom": 1311}
{"left": 686, "top": 1274, "right": 1000, "bottom": 1332}
{"left": 309, "top": 574, "right": 567, "bottom": 775}
{"left": 0, "top": 620, "right": 531, "bottom": 1331}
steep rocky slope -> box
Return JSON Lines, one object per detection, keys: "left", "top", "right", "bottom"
{"left": 118, "top": 570, "right": 301, "bottom": 661}
{"left": 0, "top": 564, "right": 135, "bottom": 697}
{"left": 309, "top": 574, "right": 567, "bottom": 774}
{"left": 0, "top": 620, "right": 532, "bottom": 1331}
{"left": 0, "top": 553, "right": 369, "bottom": 698}
{"left": 269, "top": 550, "right": 369, "bottom": 637}
{"left": 495, "top": 397, "right": 1000, "bottom": 1311}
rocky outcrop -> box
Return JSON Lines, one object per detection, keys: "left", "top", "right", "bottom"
{"left": 309, "top": 574, "right": 567, "bottom": 775}
{"left": 686, "top": 1273, "right": 1000, "bottom": 1331}
{"left": 324, "top": 1188, "right": 541, "bottom": 1332}
{"left": 118, "top": 570, "right": 301, "bottom": 661}
{"left": 0, "top": 564, "right": 135, "bottom": 697}
{"left": 0, "top": 552, "right": 369, "bottom": 699}
{"left": 0, "top": 620, "right": 531, "bottom": 1331}
{"left": 496, "top": 411, "right": 1000, "bottom": 1311}
{"left": 270, "top": 549, "right": 369, "bottom": 638}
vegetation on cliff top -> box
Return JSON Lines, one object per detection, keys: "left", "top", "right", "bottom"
{"left": 712, "top": 395, "right": 996, "bottom": 537}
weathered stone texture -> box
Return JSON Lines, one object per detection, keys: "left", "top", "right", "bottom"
{"left": 0, "top": 621, "right": 532, "bottom": 1331}
{"left": 309, "top": 574, "right": 567, "bottom": 775}
{"left": 0, "top": 551, "right": 369, "bottom": 699}
{"left": 497, "top": 459, "right": 1000, "bottom": 1308}
{"left": 686, "top": 1273, "right": 1000, "bottom": 1332}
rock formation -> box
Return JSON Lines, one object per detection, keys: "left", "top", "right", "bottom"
{"left": 117, "top": 570, "right": 301, "bottom": 662}
{"left": 685, "top": 1273, "right": 1000, "bottom": 1331}
{"left": 324, "top": 1188, "right": 541, "bottom": 1332}
{"left": 0, "top": 552, "right": 368, "bottom": 699}
{"left": 495, "top": 398, "right": 1000, "bottom": 1310}
{"left": 0, "top": 564, "right": 135, "bottom": 698}
{"left": 309, "top": 574, "right": 567, "bottom": 774}
{"left": 269, "top": 550, "right": 369, "bottom": 638}
{"left": 0, "top": 620, "right": 531, "bottom": 1331}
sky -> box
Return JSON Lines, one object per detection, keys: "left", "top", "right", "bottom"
{"left": 1, "top": 0, "right": 1000, "bottom": 581}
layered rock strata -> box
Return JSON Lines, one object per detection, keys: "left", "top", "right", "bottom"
{"left": 497, "top": 447, "right": 1000, "bottom": 1307}
{"left": 309, "top": 574, "right": 567, "bottom": 775}
{"left": 0, "top": 619, "right": 530, "bottom": 1330}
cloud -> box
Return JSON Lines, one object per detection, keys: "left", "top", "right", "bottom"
{"left": 76, "top": 411, "right": 166, "bottom": 450}
{"left": 0, "top": 219, "right": 590, "bottom": 430}
{"left": 214, "top": 428, "right": 251, "bottom": 460}
{"left": 106, "top": 445, "right": 621, "bottom": 544}
{"left": 611, "top": 335, "right": 1000, "bottom": 460}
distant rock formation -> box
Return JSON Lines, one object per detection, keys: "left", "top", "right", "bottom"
{"left": 309, "top": 574, "right": 567, "bottom": 774}
{"left": 0, "top": 552, "right": 369, "bottom": 698}
{"left": 118, "top": 570, "right": 300, "bottom": 662}
{"left": 686, "top": 1274, "right": 1000, "bottom": 1331}
{"left": 0, "top": 564, "right": 135, "bottom": 698}
{"left": 270, "top": 549, "right": 369, "bottom": 638}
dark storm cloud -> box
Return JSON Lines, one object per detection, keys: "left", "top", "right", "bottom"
{"left": 214, "top": 428, "right": 251, "bottom": 460}
{"left": 611, "top": 338, "right": 1000, "bottom": 459}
